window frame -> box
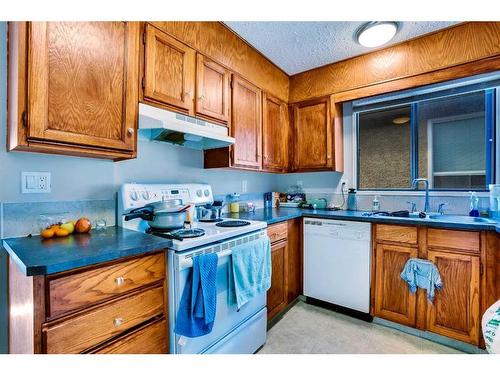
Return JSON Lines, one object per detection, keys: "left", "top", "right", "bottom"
{"left": 353, "top": 80, "right": 497, "bottom": 193}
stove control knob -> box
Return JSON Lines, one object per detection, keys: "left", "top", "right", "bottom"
{"left": 142, "top": 191, "right": 151, "bottom": 200}
{"left": 196, "top": 190, "right": 203, "bottom": 197}
{"left": 130, "top": 191, "right": 139, "bottom": 201}
{"left": 204, "top": 189, "right": 210, "bottom": 197}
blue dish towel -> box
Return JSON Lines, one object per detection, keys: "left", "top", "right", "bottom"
{"left": 174, "top": 253, "right": 218, "bottom": 338}
{"left": 400, "top": 258, "right": 443, "bottom": 302}
{"left": 229, "top": 235, "right": 271, "bottom": 309}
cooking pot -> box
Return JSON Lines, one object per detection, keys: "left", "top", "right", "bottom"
{"left": 124, "top": 199, "right": 190, "bottom": 230}
{"left": 196, "top": 200, "right": 225, "bottom": 221}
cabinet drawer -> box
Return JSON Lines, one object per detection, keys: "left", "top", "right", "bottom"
{"left": 48, "top": 252, "right": 165, "bottom": 318}
{"left": 44, "top": 286, "right": 164, "bottom": 354}
{"left": 92, "top": 318, "right": 168, "bottom": 354}
{"left": 267, "top": 222, "right": 288, "bottom": 243}
{"left": 427, "top": 229, "right": 480, "bottom": 253}
{"left": 376, "top": 224, "right": 417, "bottom": 245}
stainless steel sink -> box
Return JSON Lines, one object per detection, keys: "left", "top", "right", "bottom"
{"left": 427, "top": 214, "right": 497, "bottom": 224}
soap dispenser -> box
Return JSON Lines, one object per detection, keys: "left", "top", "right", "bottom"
{"left": 372, "top": 196, "right": 380, "bottom": 212}
{"left": 469, "top": 191, "right": 480, "bottom": 217}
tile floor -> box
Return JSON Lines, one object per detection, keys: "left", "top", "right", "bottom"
{"left": 259, "top": 301, "right": 463, "bottom": 354}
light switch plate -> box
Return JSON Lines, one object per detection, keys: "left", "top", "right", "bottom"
{"left": 21, "top": 172, "right": 51, "bottom": 194}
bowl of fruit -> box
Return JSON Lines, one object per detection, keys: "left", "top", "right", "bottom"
{"left": 38, "top": 213, "right": 92, "bottom": 239}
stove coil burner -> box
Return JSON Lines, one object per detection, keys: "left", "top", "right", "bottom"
{"left": 198, "top": 218, "right": 223, "bottom": 223}
{"left": 171, "top": 228, "right": 206, "bottom": 238}
{"left": 215, "top": 220, "right": 251, "bottom": 228}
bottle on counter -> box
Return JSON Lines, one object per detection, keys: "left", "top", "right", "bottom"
{"left": 346, "top": 188, "right": 357, "bottom": 211}
{"left": 372, "top": 196, "right": 380, "bottom": 212}
{"left": 469, "top": 191, "right": 480, "bottom": 217}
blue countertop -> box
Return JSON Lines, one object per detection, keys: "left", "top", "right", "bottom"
{"left": 227, "top": 208, "right": 500, "bottom": 232}
{"left": 6, "top": 208, "right": 500, "bottom": 277}
{"left": 2, "top": 226, "right": 172, "bottom": 276}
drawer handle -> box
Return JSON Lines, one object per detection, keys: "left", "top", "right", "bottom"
{"left": 114, "top": 317, "right": 123, "bottom": 327}
{"left": 115, "top": 276, "right": 125, "bottom": 286}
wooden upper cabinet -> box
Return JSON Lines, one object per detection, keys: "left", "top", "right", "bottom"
{"left": 9, "top": 22, "right": 140, "bottom": 159}
{"left": 292, "top": 96, "right": 333, "bottom": 171}
{"left": 230, "top": 75, "right": 262, "bottom": 169}
{"left": 196, "top": 54, "right": 230, "bottom": 124}
{"left": 143, "top": 24, "right": 196, "bottom": 114}
{"left": 374, "top": 243, "right": 418, "bottom": 327}
{"left": 262, "top": 93, "right": 288, "bottom": 172}
{"left": 426, "top": 250, "right": 480, "bottom": 345}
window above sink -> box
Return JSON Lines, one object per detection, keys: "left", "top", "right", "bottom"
{"left": 353, "top": 72, "right": 499, "bottom": 192}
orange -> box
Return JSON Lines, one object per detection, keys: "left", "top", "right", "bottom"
{"left": 55, "top": 228, "right": 70, "bottom": 237}
{"left": 41, "top": 228, "right": 55, "bottom": 239}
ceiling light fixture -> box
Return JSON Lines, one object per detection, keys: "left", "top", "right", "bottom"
{"left": 356, "top": 22, "right": 399, "bottom": 48}
{"left": 392, "top": 116, "right": 410, "bottom": 125}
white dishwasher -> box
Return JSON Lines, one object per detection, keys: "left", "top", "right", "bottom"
{"left": 303, "top": 218, "right": 372, "bottom": 313}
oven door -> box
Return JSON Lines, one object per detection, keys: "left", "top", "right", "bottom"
{"left": 168, "top": 239, "right": 267, "bottom": 354}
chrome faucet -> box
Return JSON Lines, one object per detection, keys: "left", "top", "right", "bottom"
{"left": 412, "top": 178, "right": 430, "bottom": 213}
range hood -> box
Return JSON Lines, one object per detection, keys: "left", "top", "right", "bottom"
{"left": 138, "top": 103, "right": 235, "bottom": 150}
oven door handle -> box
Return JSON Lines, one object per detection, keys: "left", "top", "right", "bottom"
{"left": 179, "top": 249, "right": 232, "bottom": 270}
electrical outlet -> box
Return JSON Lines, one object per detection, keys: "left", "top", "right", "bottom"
{"left": 22, "top": 172, "right": 51, "bottom": 194}
{"left": 241, "top": 180, "right": 248, "bottom": 193}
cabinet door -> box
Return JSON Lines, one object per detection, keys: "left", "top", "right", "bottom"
{"left": 292, "top": 97, "right": 332, "bottom": 171}
{"left": 195, "top": 54, "right": 230, "bottom": 124}
{"left": 374, "top": 243, "right": 418, "bottom": 326}
{"left": 427, "top": 250, "right": 480, "bottom": 345}
{"left": 27, "top": 22, "right": 140, "bottom": 152}
{"left": 262, "top": 93, "right": 288, "bottom": 172}
{"left": 267, "top": 240, "right": 288, "bottom": 320}
{"left": 231, "top": 75, "right": 262, "bottom": 169}
{"left": 143, "top": 24, "right": 195, "bottom": 114}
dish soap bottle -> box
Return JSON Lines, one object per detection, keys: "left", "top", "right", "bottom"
{"left": 372, "top": 196, "right": 380, "bottom": 212}
{"left": 469, "top": 191, "right": 480, "bottom": 217}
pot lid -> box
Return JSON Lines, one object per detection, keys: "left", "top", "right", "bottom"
{"left": 147, "top": 199, "right": 184, "bottom": 213}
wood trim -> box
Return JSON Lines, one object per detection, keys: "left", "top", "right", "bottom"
{"left": 289, "top": 22, "right": 500, "bottom": 103}
{"left": 334, "top": 55, "right": 500, "bottom": 103}
{"left": 331, "top": 95, "right": 344, "bottom": 172}
{"left": 415, "top": 226, "right": 428, "bottom": 330}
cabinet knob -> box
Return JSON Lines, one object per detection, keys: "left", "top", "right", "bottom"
{"left": 115, "top": 276, "right": 125, "bottom": 286}
{"left": 198, "top": 95, "right": 205, "bottom": 101}
{"left": 113, "top": 317, "right": 123, "bottom": 327}
{"left": 127, "top": 128, "right": 135, "bottom": 136}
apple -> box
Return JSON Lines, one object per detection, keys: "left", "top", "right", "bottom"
{"left": 75, "top": 217, "right": 92, "bottom": 233}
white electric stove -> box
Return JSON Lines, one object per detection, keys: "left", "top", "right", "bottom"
{"left": 118, "top": 183, "right": 266, "bottom": 251}
{"left": 118, "top": 183, "right": 268, "bottom": 354}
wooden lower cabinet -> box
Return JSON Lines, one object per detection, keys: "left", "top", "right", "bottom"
{"left": 427, "top": 250, "right": 480, "bottom": 345}
{"left": 266, "top": 219, "right": 303, "bottom": 321}
{"left": 267, "top": 240, "right": 288, "bottom": 320}
{"left": 9, "top": 251, "right": 168, "bottom": 354}
{"left": 373, "top": 243, "right": 417, "bottom": 327}
{"left": 372, "top": 224, "right": 487, "bottom": 347}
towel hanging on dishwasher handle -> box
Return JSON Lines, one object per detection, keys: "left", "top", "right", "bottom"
{"left": 400, "top": 258, "right": 443, "bottom": 302}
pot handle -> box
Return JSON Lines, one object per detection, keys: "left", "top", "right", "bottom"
{"left": 124, "top": 210, "right": 154, "bottom": 222}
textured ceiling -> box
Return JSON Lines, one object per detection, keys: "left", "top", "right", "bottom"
{"left": 225, "top": 22, "right": 459, "bottom": 75}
